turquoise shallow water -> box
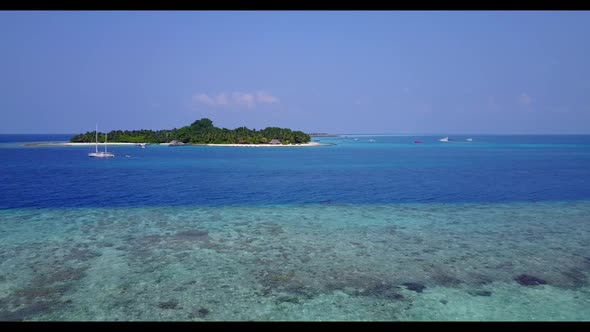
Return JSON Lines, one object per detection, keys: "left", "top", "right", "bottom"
{"left": 1, "top": 202, "right": 589, "bottom": 321}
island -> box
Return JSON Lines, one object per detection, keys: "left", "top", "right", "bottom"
{"left": 70, "top": 118, "right": 312, "bottom": 145}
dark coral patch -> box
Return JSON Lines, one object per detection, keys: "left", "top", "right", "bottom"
{"left": 561, "top": 268, "right": 588, "bottom": 288}
{"left": 13, "top": 283, "right": 72, "bottom": 304}
{"left": 276, "top": 295, "right": 301, "bottom": 304}
{"left": 433, "top": 273, "right": 462, "bottom": 286}
{"left": 197, "top": 308, "right": 210, "bottom": 316}
{"left": 402, "top": 282, "right": 426, "bottom": 293}
{"left": 468, "top": 290, "right": 492, "bottom": 297}
{"left": 158, "top": 300, "right": 179, "bottom": 309}
{"left": 190, "top": 307, "right": 210, "bottom": 319}
{"left": 515, "top": 274, "right": 547, "bottom": 286}
{"left": 65, "top": 248, "right": 101, "bottom": 262}
{"left": 469, "top": 273, "right": 494, "bottom": 286}
{"left": 0, "top": 301, "right": 57, "bottom": 321}
{"left": 31, "top": 266, "right": 87, "bottom": 285}
{"left": 358, "top": 282, "right": 405, "bottom": 301}
{"left": 259, "top": 270, "right": 296, "bottom": 291}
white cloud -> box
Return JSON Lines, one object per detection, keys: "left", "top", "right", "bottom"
{"left": 256, "top": 91, "right": 280, "bottom": 104}
{"left": 214, "top": 93, "right": 229, "bottom": 106}
{"left": 232, "top": 92, "right": 256, "bottom": 108}
{"left": 194, "top": 93, "right": 215, "bottom": 106}
{"left": 193, "top": 91, "right": 280, "bottom": 109}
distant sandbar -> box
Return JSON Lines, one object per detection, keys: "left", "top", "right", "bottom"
{"left": 24, "top": 142, "right": 141, "bottom": 147}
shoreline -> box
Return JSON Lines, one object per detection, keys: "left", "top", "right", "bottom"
{"left": 198, "top": 142, "right": 325, "bottom": 147}
{"left": 23, "top": 142, "right": 327, "bottom": 147}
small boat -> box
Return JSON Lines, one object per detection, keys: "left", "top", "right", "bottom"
{"left": 353, "top": 138, "right": 359, "bottom": 141}
{"left": 439, "top": 137, "right": 449, "bottom": 142}
{"left": 88, "top": 124, "right": 115, "bottom": 158}
{"left": 125, "top": 155, "right": 131, "bottom": 158}
{"left": 368, "top": 139, "right": 376, "bottom": 142}
{"left": 466, "top": 138, "right": 473, "bottom": 142}
{"left": 414, "top": 140, "right": 422, "bottom": 144}
{"left": 139, "top": 143, "right": 146, "bottom": 148}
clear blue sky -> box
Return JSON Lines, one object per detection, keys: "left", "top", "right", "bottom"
{"left": 1, "top": 11, "right": 589, "bottom": 134}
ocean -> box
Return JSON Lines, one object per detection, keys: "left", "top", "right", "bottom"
{"left": 1, "top": 134, "right": 589, "bottom": 320}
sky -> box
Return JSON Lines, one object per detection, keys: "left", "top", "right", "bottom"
{"left": 1, "top": 11, "right": 590, "bottom": 134}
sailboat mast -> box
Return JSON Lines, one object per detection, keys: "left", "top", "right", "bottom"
{"left": 105, "top": 132, "right": 107, "bottom": 152}
{"left": 95, "top": 124, "right": 98, "bottom": 153}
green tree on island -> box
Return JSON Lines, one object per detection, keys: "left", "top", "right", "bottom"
{"left": 70, "top": 118, "right": 311, "bottom": 145}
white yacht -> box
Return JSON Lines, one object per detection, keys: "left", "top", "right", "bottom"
{"left": 88, "top": 125, "right": 115, "bottom": 158}
{"left": 439, "top": 137, "right": 449, "bottom": 142}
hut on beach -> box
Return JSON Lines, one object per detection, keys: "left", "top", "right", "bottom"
{"left": 268, "top": 139, "right": 281, "bottom": 145}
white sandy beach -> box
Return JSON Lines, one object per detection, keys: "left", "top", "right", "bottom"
{"left": 199, "top": 142, "right": 324, "bottom": 147}
{"left": 24, "top": 142, "right": 326, "bottom": 147}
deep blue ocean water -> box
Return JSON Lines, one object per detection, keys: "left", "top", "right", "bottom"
{"left": 1, "top": 134, "right": 590, "bottom": 320}
{"left": 1, "top": 134, "right": 590, "bottom": 209}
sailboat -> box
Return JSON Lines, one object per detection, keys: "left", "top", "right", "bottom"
{"left": 88, "top": 125, "right": 115, "bottom": 158}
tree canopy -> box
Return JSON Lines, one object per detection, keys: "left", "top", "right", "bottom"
{"left": 70, "top": 118, "right": 311, "bottom": 145}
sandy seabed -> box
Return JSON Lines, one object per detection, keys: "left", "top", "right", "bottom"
{"left": 1, "top": 202, "right": 589, "bottom": 321}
